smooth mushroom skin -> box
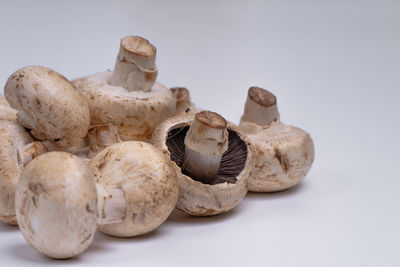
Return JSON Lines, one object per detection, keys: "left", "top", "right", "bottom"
{"left": 73, "top": 71, "right": 176, "bottom": 141}
{"left": 15, "top": 152, "right": 98, "bottom": 259}
{"left": 4, "top": 66, "right": 91, "bottom": 147}
{"left": 239, "top": 87, "right": 315, "bottom": 192}
{"left": 90, "top": 141, "right": 179, "bottom": 237}
{"left": 0, "top": 121, "right": 33, "bottom": 225}
{"left": 0, "top": 94, "right": 17, "bottom": 121}
{"left": 151, "top": 113, "right": 255, "bottom": 216}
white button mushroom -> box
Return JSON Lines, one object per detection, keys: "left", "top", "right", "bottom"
{"left": 72, "top": 36, "right": 176, "bottom": 141}
{"left": 15, "top": 152, "right": 99, "bottom": 259}
{"left": 0, "top": 121, "right": 47, "bottom": 225}
{"left": 16, "top": 142, "right": 179, "bottom": 258}
{"left": 0, "top": 94, "right": 17, "bottom": 121}
{"left": 152, "top": 111, "right": 255, "bottom": 216}
{"left": 239, "top": 87, "right": 315, "bottom": 192}
{"left": 90, "top": 141, "right": 179, "bottom": 237}
{"left": 4, "top": 66, "right": 91, "bottom": 148}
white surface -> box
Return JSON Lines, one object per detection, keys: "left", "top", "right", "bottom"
{"left": 1, "top": 0, "right": 399, "bottom": 266}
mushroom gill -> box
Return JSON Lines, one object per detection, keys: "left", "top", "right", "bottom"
{"left": 166, "top": 126, "right": 248, "bottom": 185}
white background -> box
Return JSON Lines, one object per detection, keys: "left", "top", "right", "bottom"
{"left": 1, "top": 0, "right": 399, "bottom": 266}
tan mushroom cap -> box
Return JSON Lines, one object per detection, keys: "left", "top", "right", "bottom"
{"left": 239, "top": 120, "right": 314, "bottom": 192}
{"left": 0, "top": 94, "right": 17, "bottom": 121}
{"left": 151, "top": 114, "right": 255, "bottom": 216}
{"left": 15, "top": 152, "right": 97, "bottom": 259}
{"left": 90, "top": 141, "right": 179, "bottom": 237}
{"left": 0, "top": 121, "right": 33, "bottom": 225}
{"left": 4, "top": 66, "right": 90, "bottom": 147}
{"left": 73, "top": 71, "right": 176, "bottom": 141}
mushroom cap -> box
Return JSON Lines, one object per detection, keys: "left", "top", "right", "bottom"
{"left": 151, "top": 114, "right": 255, "bottom": 216}
{"left": 90, "top": 141, "right": 179, "bottom": 237}
{"left": 0, "top": 94, "right": 17, "bottom": 121}
{"left": 73, "top": 71, "right": 176, "bottom": 141}
{"left": 4, "top": 66, "right": 90, "bottom": 147}
{"left": 15, "top": 152, "right": 97, "bottom": 259}
{"left": 239, "top": 120, "right": 315, "bottom": 192}
{"left": 0, "top": 121, "right": 33, "bottom": 225}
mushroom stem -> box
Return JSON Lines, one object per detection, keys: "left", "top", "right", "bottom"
{"left": 183, "top": 111, "right": 229, "bottom": 184}
{"left": 111, "top": 36, "right": 158, "bottom": 92}
{"left": 171, "top": 87, "right": 191, "bottom": 113}
{"left": 21, "top": 142, "right": 48, "bottom": 166}
{"left": 96, "top": 184, "right": 126, "bottom": 227}
{"left": 88, "top": 124, "right": 121, "bottom": 156}
{"left": 241, "top": 87, "right": 279, "bottom": 126}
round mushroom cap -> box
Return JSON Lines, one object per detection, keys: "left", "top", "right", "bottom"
{"left": 15, "top": 152, "right": 97, "bottom": 259}
{"left": 73, "top": 71, "right": 176, "bottom": 141}
{"left": 4, "top": 66, "right": 90, "bottom": 147}
{"left": 90, "top": 141, "right": 179, "bottom": 237}
{"left": 0, "top": 94, "right": 17, "bottom": 121}
{"left": 239, "top": 120, "right": 315, "bottom": 192}
{"left": 0, "top": 121, "right": 33, "bottom": 225}
{"left": 151, "top": 114, "right": 255, "bottom": 216}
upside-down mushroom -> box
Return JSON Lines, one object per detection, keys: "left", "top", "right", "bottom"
{"left": 152, "top": 111, "right": 255, "bottom": 216}
{"left": 239, "top": 87, "right": 315, "bottom": 192}
{"left": 73, "top": 36, "right": 176, "bottom": 141}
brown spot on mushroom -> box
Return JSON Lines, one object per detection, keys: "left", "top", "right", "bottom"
{"left": 248, "top": 86, "right": 277, "bottom": 107}
{"left": 274, "top": 148, "right": 289, "bottom": 172}
{"left": 86, "top": 203, "right": 95, "bottom": 213}
{"left": 96, "top": 150, "right": 111, "bottom": 170}
{"left": 28, "top": 183, "right": 46, "bottom": 196}
{"left": 145, "top": 71, "right": 157, "bottom": 82}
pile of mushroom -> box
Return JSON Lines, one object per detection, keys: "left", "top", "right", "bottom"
{"left": 0, "top": 35, "right": 314, "bottom": 260}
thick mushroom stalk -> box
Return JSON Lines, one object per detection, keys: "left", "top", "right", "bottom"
{"left": 183, "top": 111, "right": 229, "bottom": 184}
{"left": 21, "top": 142, "right": 48, "bottom": 166}
{"left": 171, "top": 87, "right": 191, "bottom": 114}
{"left": 95, "top": 184, "right": 126, "bottom": 226}
{"left": 241, "top": 86, "right": 279, "bottom": 126}
{"left": 88, "top": 124, "right": 121, "bottom": 157}
{"left": 111, "top": 36, "right": 158, "bottom": 92}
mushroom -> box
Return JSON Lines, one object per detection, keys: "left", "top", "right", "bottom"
{"left": 90, "top": 141, "right": 179, "bottom": 237}
{"left": 15, "top": 152, "right": 101, "bottom": 259}
{"left": 0, "top": 94, "right": 17, "bottom": 121}
{"left": 170, "top": 87, "right": 197, "bottom": 114}
{"left": 16, "top": 142, "right": 179, "bottom": 258}
{"left": 0, "top": 120, "right": 47, "bottom": 225}
{"left": 4, "top": 65, "right": 91, "bottom": 148}
{"left": 152, "top": 111, "right": 255, "bottom": 216}
{"left": 72, "top": 36, "right": 176, "bottom": 141}
{"left": 239, "top": 86, "right": 315, "bottom": 192}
